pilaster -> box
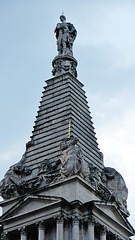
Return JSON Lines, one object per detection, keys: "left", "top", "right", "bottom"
{"left": 100, "top": 226, "right": 107, "bottom": 240}
{"left": 81, "top": 220, "right": 84, "bottom": 240}
{"left": 87, "top": 217, "right": 95, "bottom": 240}
{"left": 20, "top": 227, "right": 27, "bottom": 240}
{"left": 38, "top": 221, "right": 45, "bottom": 240}
{"left": 64, "top": 220, "right": 69, "bottom": 240}
{"left": 56, "top": 214, "right": 64, "bottom": 240}
{"left": 72, "top": 215, "right": 80, "bottom": 240}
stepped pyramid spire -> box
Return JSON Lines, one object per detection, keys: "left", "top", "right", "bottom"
{"left": 0, "top": 16, "right": 134, "bottom": 240}
{"left": 0, "top": 15, "right": 104, "bottom": 200}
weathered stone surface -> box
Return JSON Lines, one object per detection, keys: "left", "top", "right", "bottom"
{"left": 30, "top": 73, "right": 102, "bottom": 168}
{"left": 0, "top": 72, "right": 105, "bottom": 200}
{"left": 0, "top": 135, "right": 104, "bottom": 201}
{"left": 0, "top": 156, "right": 33, "bottom": 199}
{"left": 52, "top": 56, "right": 77, "bottom": 77}
{"left": 58, "top": 136, "right": 89, "bottom": 180}
{"left": 101, "top": 167, "right": 129, "bottom": 216}
{"left": 54, "top": 15, "right": 77, "bottom": 57}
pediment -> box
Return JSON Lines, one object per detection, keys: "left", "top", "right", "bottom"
{"left": 94, "top": 202, "right": 134, "bottom": 234}
{"left": 1, "top": 195, "right": 62, "bottom": 220}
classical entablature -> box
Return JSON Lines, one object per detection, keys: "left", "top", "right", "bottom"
{"left": 0, "top": 176, "right": 134, "bottom": 240}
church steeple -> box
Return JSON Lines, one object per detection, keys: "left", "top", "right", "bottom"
{"left": 0, "top": 16, "right": 104, "bottom": 201}
{"left": 0, "top": 16, "right": 134, "bottom": 240}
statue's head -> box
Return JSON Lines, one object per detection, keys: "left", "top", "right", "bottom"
{"left": 60, "top": 15, "right": 66, "bottom": 22}
{"left": 60, "top": 136, "right": 78, "bottom": 151}
{"left": 67, "top": 136, "right": 78, "bottom": 146}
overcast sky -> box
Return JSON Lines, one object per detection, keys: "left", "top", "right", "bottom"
{"left": 0, "top": 0, "right": 135, "bottom": 236}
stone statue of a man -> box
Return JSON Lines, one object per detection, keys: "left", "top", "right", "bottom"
{"left": 54, "top": 15, "right": 77, "bottom": 56}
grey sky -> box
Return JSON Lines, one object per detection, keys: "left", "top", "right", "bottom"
{"left": 0, "top": 0, "right": 135, "bottom": 236}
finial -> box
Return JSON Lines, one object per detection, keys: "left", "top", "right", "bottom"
{"left": 67, "top": 120, "right": 71, "bottom": 139}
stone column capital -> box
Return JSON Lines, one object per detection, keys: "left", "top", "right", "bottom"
{"left": 38, "top": 221, "right": 45, "bottom": 230}
{"left": 114, "top": 234, "right": 121, "bottom": 240}
{"left": 1, "top": 232, "right": 8, "bottom": 240}
{"left": 64, "top": 219, "right": 69, "bottom": 228}
{"left": 87, "top": 217, "right": 95, "bottom": 240}
{"left": 56, "top": 213, "right": 64, "bottom": 240}
{"left": 72, "top": 215, "right": 80, "bottom": 225}
{"left": 20, "top": 227, "right": 27, "bottom": 235}
{"left": 87, "top": 216, "right": 95, "bottom": 225}
{"left": 72, "top": 215, "right": 80, "bottom": 240}
{"left": 100, "top": 225, "right": 107, "bottom": 234}
{"left": 56, "top": 213, "right": 64, "bottom": 223}
{"left": 20, "top": 227, "right": 27, "bottom": 240}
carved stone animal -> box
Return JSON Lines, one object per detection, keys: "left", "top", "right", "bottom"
{"left": 101, "top": 167, "right": 129, "bottom": 216}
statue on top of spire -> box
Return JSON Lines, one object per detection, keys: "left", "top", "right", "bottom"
{"left": 52, "top": 15, "right": 77, "bottom": 77}
{"left": 54, "top": 15, "right": 77, "bottom": 57}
